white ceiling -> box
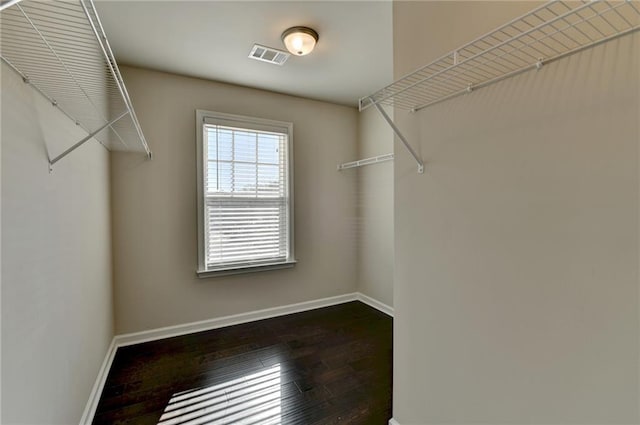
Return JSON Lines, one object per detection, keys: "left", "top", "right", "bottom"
{"left": 95, "top": 1, "right": 393, "bottom": 107}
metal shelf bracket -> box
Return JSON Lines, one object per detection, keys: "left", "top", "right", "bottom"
{"left": 49, "top": 110, "right": 130, "bottom": 167}
{"left": 369, "top": 98, "right": 424, "bottom": 174}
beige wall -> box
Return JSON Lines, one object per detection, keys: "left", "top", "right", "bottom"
{"left": 1, "top": 64, "right": 114, "bottom": 424}
{"left": 393, "top": 2, "right": 639, "bottom": 424}
{"left": 357, "top": 106, "right": 394, "bottom": 307}
{"left": 111, "top": 66, "right": 359, "bottom": 334}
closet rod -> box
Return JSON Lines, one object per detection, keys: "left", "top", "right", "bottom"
{"left": 338, "top": 153, "right": 394, "bottom": 171}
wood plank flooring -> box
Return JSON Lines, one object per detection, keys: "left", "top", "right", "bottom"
{"left": 93, "top": 301, "right": 393, "bottom": 424}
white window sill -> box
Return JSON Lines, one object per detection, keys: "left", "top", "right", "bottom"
{"left": 197, "top": 260, "right": 297, "bottom": 278}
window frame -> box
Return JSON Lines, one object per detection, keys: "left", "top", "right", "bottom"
{"left": 195, "top": 109, "right": 295, "bottom": 278}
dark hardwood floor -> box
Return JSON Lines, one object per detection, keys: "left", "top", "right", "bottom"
{"left": 93, "top": 301, "right": 393, "bottom": 425}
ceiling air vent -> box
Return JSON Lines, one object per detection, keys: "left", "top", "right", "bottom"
{"left": 248, "top": 44, "right": 290, "bottom": 66}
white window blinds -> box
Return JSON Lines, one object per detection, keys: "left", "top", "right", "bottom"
{"left": 198, "top": 112, "right": 293, "bottom": 273}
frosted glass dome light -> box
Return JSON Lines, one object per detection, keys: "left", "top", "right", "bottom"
{"left": 281, "top": 26, "right": 318, "bottom": 56}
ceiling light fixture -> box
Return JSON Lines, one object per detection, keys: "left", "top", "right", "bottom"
{"left": 281, "top": 26, "right": 318, "bottom": 56}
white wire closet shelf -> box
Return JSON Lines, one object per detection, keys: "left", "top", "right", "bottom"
{"left": 360, "top": 0, "right": 640, "bottom": 113}
{"left": 338, "top": 153, "right": 394, "bottom": 171}
{"left": 1, "top": 0, "right": 151, "bottom": 166}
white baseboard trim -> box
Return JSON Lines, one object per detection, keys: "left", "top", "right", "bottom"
{"left": 357, "top": 292, "right": 394, "bottom": 317}
{"left": 115, "top": 292, "right": 360, "bottom": 347}
{"left": 79, "top": 338, "right": 118, "bottom": 425}
{"left": 80, "top": 291, "right": 392, "bottom": 424}
{"left": 389, "top": 419, "right": 401, "bottom": 425}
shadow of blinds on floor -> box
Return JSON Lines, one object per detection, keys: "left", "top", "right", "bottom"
{"left": 158, "top": 364, "right": 282, "bottom": 425}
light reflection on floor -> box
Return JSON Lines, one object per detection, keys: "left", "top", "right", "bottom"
{"left": 157, "top": 364, "right": 282, "bottom": 425}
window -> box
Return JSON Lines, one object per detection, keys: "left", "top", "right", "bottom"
{"left": 196, "top": 110, "right": 295, "bottom": 277}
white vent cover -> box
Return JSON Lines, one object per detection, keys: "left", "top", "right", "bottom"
{"left": 248, "top": 44, "right": 290, "bottom": 65}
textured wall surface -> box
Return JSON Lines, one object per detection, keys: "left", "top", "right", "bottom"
{"left": 111, "top": 66, "right": 359, "bottom": 333}
{"left": 1, "top": 64, "right": 114, "bottom": 424}
{"left": 392, "top": 2, "right": 639, "bottom": 423}
{"left": 357, "top": 106, "right": 394, "bottom": 307}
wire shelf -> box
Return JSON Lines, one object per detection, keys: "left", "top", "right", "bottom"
{"left": 360, "top": 0, "right": 640, "bottom": 112}
{"left": 337, "top": 153, "right": 394, "bottom": 171}
{"left": 1, "top": 0, "right": 151, "bottom": 164}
